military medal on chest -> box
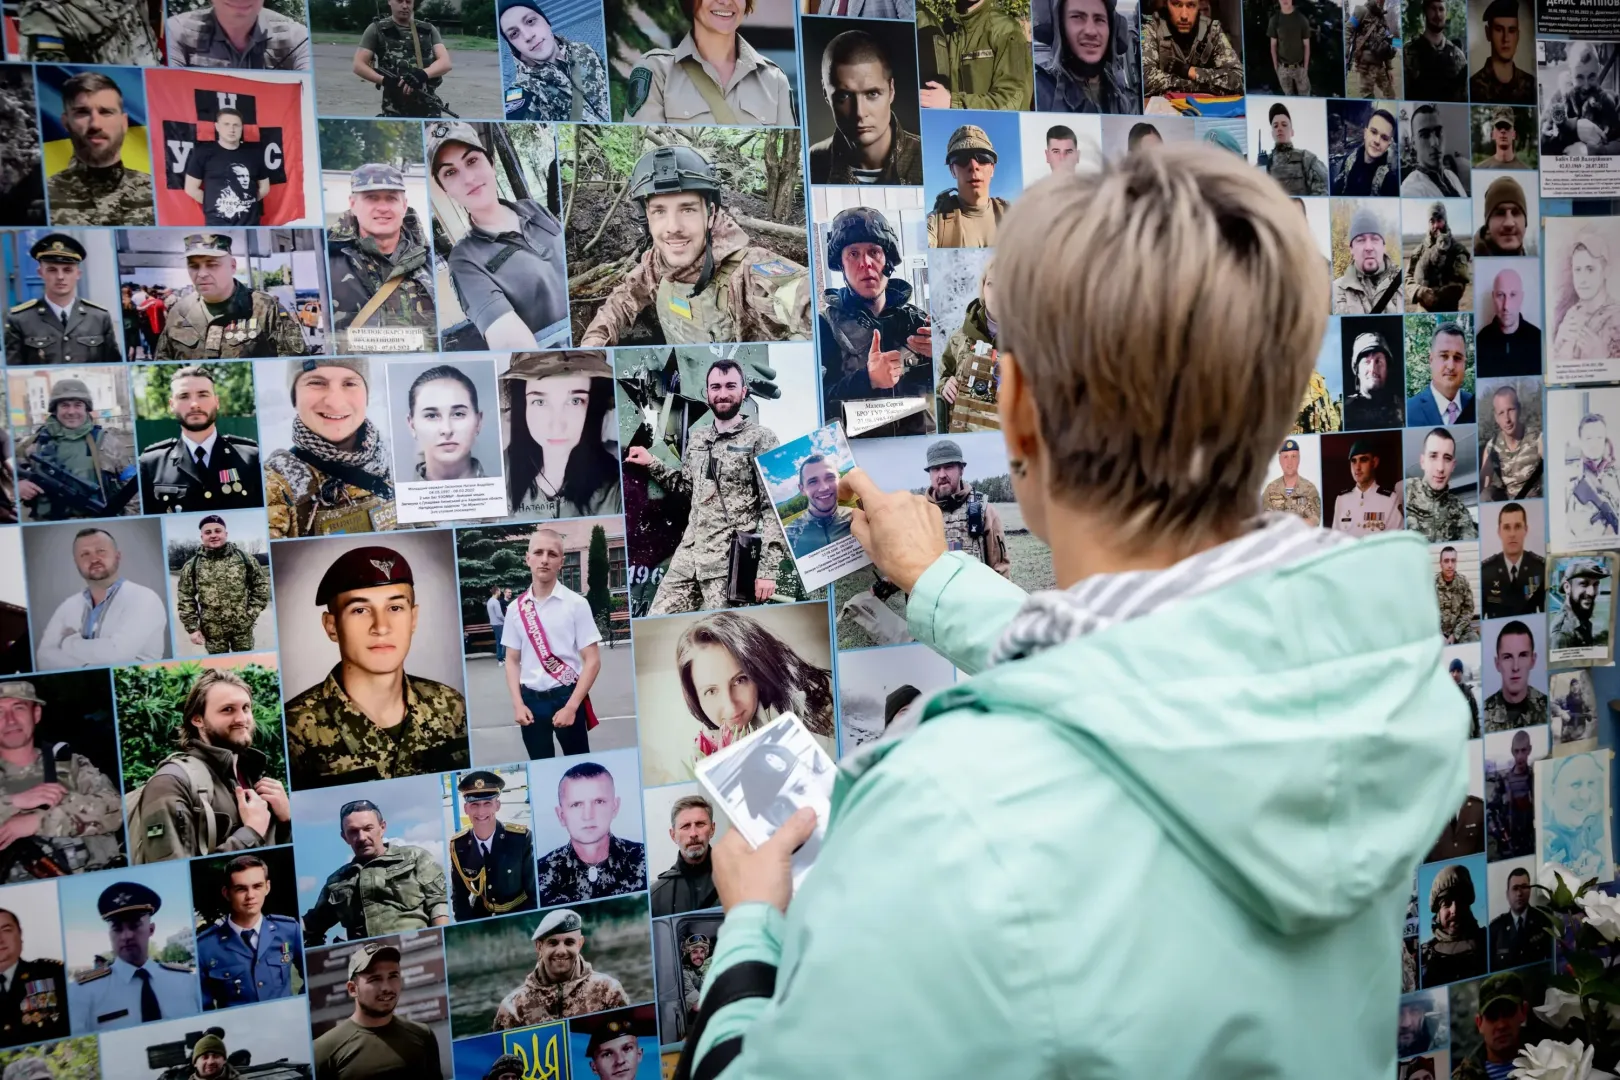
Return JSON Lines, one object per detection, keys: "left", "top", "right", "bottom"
{"left": 950, "top": 341, "right": 1001, "bottom": 433}
{"left": 219, "top": 467, "right": 244, "bottom": 494}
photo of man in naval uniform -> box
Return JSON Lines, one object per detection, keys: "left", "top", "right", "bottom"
{"left": 449, "top": 770, "right": 536, "bottom": 922}
{"left": 1333, "top": 437, "right": 1406, "bottom": 535}
{"left": 138, "top": 366, "right": 263, "bottom": 515}
{"left": 3, "top": 234, "right": 118, "bottom": 365}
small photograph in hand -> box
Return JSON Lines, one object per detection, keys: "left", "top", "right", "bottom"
{"left": 693, "top": 712, "right": 834, "bottom": 890}
{"left": 755, "top": 422, "right": 869, "bottom": 592}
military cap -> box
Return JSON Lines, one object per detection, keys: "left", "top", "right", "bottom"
{"left": 925, "top": 439, "right": 966, "bottom": 469}
{"left": 2, "top": 1058, "right": 52, "bottom": 1080}
{"left": 1268, "top": 101, "right": 1290, "bottom": 122}
{"left": 1484, "top": 175, "right": 1527, "bottom": 220}
{"left": 1428, "top": 863, "right": 1475, "bottom": 909}
{"left": 1348, "top": 204, "right": 1387, "bottom": 243}
{"left": 427, "top": 120, "right": 491, "bottom": 174}
{"left": 945, "top": 125, "right": 996, "bottom": 164}
{"left": 459, "top": 770, "right": 505, "bottom": 802}
{"left": 191, "top": 1034, "right": 227, "bottom": 1062}
{"left": 198, "top": 514, "right": 226, "bottom": 530}
{"left": 29, "top": 233, "right": 85, "bottom": 264}
{"left": 1352, "top": 331, "right": 1391, "bottom": 363}
{"left": 351, "top": 162, "right": 408, "bottom": 193}
{"left": 315, "top": 545, "right": 415, "bottom": 607}
{"left": 1565, "top": 557, "right": 1611, "bottom": 581}
{"left": 1347, "top": 438, "right": 1379, "bottom": 459}
{"left": 583, "top": 1012, "right": 655, "bottom": 1053}
{"left": 347, "top": 940, "right": 401, "bottom": 979}
{"left": 183, "top": 233, "right": 235, "bottom": 258}
{"left": 288, "top": 356, "right": 370, "bottom": 402}
{"left": 1491, "top": 106, "right": 1518, "bottom": 128}
{"left": 484, "top": 1054, "right": 526, "bottom": 1080}
{"left": 505, "top": 350, "right": 611, "bottom": 381}
{"left": 1449, "top": 658, "right": 1464, "bottom": 672}
{"left": 339, "top": 798, "right": 382, "bottom": 823}
{"left": 533, "top": 908, "right": 583, "bottom": 941}
{"left": 0, "top": 681, "right": 43, "bottom": 705}
{"left": 98, "top": 881, "right": 161, "bottom": 921}
{"left": 48, "top": 377, "right": 93, "bottom": 409}
{"left": 1481, "top": 0, "right": 1518, "bottom": 21}
{"left": 1476, "top": 970, "right": 1527, "bottom": 1011}
{"left": 1280, "top": 438, "right": 1301, "bottom": 453}
{"left": 885, "top": 684, "right": 922, "bottom": 726}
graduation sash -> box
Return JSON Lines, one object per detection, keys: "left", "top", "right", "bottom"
{"left": 516, "top": 588, "right": 598, "bottom": 730}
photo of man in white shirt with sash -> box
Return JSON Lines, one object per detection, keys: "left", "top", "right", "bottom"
{"left": 502, "top": 527, "right": 602, "bottom": 759}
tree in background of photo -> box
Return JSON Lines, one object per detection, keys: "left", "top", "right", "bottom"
{"left": 134, "top": 362, "right": 256, "bottom": 420}
{"left": 0, "top": 1037, "right": 100, "bottom": 1080}
{"left": 455, "top": 527, "right": 531, "bottom": 629}
{"left": 113, "top": 661, "right": 287, "bottom": 788}
{"left": 587, "top": 522, "right": 615, "bottom": 634}
{"left": 318, "top": 119, "right": 426, "bottom": 172}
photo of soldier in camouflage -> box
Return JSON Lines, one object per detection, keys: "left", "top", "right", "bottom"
{"left": 165, "top": 513, "right": 274, "bottom": 657}
{"left": 165, "top": 0, "right": 312, "bottom": 70}
{"left": 1548, "top": 388, "right": 1620, "bottom": 550}
{"left": 37, "top": 69, "right": 157, "bottom": 229}
{"left": 16, "top": 0, "right": 160, "bottom": 64}
{"left": 1484, "top": 723, "right": 1545, "bottom": 859}
{"left": 1142, "top": 0, "right": 1244, "bottom": 101}
{"left": 1346, "top": 0, "right": 1400, "bottom": 97}
{"left": 7, "top": 368, "right": 138, "bottom": 523}
{"left": 1467, "top": 0, "right": 1533, "bottom": 103}
{"left": 1477, "top": 379, "right": 1542, "bottom": 502}
{"left": 1402, "top": 423, "right": 1480, "bottom": 543}
{"left": 497, "top": 0, "right": 610, "bottom": 122}
{"left": 1404, "top": 201, "right": 1473, "bottom": 312}
{"left": 1402, "top": 0, "right": 1467, "bottom": 103}
{"left": 1435, "top": 542, "right": 1480, "bottom": 646}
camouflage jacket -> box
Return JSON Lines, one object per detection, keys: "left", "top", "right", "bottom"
{"left": 1404, "top": 34, "right": 1467, "bottom": 101}
{"left": 1405, "top": 480, "right": 1478, "bottom": 543}
{"left": 644, "top": 417, "right": 790, "bottom": 583}
{"left": 1262, "top": 475, "right": 1322, "bottom": 526}
{"left": 177, "top": 542, "right": 271, "bottom": 636}
{"left": 536, "top": 835, "right": 647, "bottom": 907}
{"left": 0, "top": 746, "right": 123, "bottom": 880}
{"left": 1564, "top": 460, "right": 1620, "bottom": 545}
{"left": 45, "top": 159, "right": 155, "bottom": 227}
{"left": 1143, "top": 15, "right": 1244, "bottom": 96}
{"left": 1470, "top": 63, "right": 1535, "bottom": 104}
{"left": 15, "top": 421, "right": 136, "bottom": 522}
{"left": 1348, "top": 2, "right": 1395, "bottom": 67}
{"left": 1551, "top": 603, "right": 1604, "bottom": 649}
{"left": 1482, "top": 430, "right": 1543, "bottom": 502}
{"left": 1406, "top": 231, "right": 1472, "bottom": 312}
{"left": 1333, "top": 258, "right": 1403, "bottom": 314}
{"left": 302, "top": 843, "right": 450, "bottom": 945}
{"left": 284, "top": 667, "right": 469, "bottom": 789}
{"left": 20, "top": 0, "right": 158, "bottom": 64}
{"left": 264, "top": 446, "right": 397, "bottom": 539}
{"left": 166, "top": 7, "right": 311, "bottom": 69}
{"left": 1292, "top": 370, "right": 1342, "bottom": 434}
{"left": 1265, "top": 146, "right": 1329, "bottom": 197}
{"left": 1435, "top": 571, "right": 1476, "bottom": 643}
{"left": 492, "top": 958, "right": 629, "bottom": 1027}
{"left": 1483, "top": 685, "right": 1549, "bottom": 733}
{"left": 327, "top": 209, "right": 436, "bottom": 344}
{"left": 507, "top": 40, "right": 610, "bottom": 123}
{"left": 154, "top": 282, "right": 306, "bottom": 359}
{"left": 579, "top": 213, "right": 810, "bottom": 347}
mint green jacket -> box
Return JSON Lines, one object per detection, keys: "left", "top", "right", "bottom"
{"left": 688, "top": 535, "right": 1469, "bottom": 1079}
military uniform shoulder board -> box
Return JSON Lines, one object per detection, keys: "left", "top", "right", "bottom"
{"left": 29, "top": 958, "right": 62, "bottom": 970}
{"left": 1377, "top": 486, "right": 1394, "bottom": 496}
{"left": 79, "top": 299, "right": 107, "bottom": 310}
{"left": 452, "top": 826, "right": 472, "bottom": 841}
{"left": 627, "top": 66, "right": 653, "bottom": 116}
{"left": 144, "top": 438, "right": 179, "bottom": 452}
{"left": 9, "top": 299, "right": 36, "bottom": 313}
{"left": 76, "top": 967, "right": 111, "bottom": 985}
{"left": 504, "top": 822, "right": 530, "bottom": 834}
{"left": 158, "top": 961, "right": 194, "bottom": 974}
{"left": 751, "top": 260, "right": 795, "bottom": 278}
{"left": 222, "top": 434, "right": 259, "bottom": 447}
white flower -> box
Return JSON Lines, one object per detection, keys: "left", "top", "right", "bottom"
{"left": 1581, "top": 891, "right": 1620, "bottom": 942}
{"left": 1538, "top": 865, "right": 1585, "bottom": 907}
{"left": 1511, "top": 1038, "right": 1594, "bottom": 1080}
{"left": 1537, "top": 988, "right": 1586, "bottom": 1030}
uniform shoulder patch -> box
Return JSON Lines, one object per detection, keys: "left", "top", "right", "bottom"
{"left": 221, "top": 434, "right": 259, "bottom": 447}
{"left": 159, "top": 961, "right": 195, "bottom": 974}
{"left": 142, "top": 438, "right": 179, "bottom": 455}
{"left": 627, "top": 66, "right": 653, "bottom": 117}
{"left": 751, "top": 260, "right": 797, "bottom": 278}
{"left": 76, "top": 967, "right": 111, "bottom": 985}
{"left": 79, "top": 298, "right": 107, "bottom": 310}
{"left": 31, "top": 37, "right": 65, "bottom": 52}
{"left": 9, "top": 299, "right": 36, "bottom": 312}
{"left": 1377, "top": 486, "right": 1395, "bottom": 496}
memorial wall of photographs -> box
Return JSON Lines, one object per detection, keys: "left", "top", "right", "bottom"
{"left": 0, "top": 0, "right": 1607, "bottom": 1074}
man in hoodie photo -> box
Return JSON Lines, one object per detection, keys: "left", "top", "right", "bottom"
{"left": 819, "top": 205, "right": 934, "bottom": 439}
{"left": 1033, "top": 0, "right": 1140, "bottom": 114}
{"left": 326, "top": 161, "right": 437, "bottom": 355}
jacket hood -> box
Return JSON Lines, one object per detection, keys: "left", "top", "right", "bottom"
{"left": 1039, "top": 0, "right": 1122, "bottom": 76}
{"left": 925, "top": 532, "right": 1467, "bottom": 936}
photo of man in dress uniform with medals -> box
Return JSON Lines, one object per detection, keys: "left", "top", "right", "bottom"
{"left": 138, "top": 366, "right": 263, "bottom": 515}
{"left": 3, "top": 234, "right": 118, "bottom": 365}
{"left": 449, "top": 770, "right": 536, "bottom": 922}
{"left": 0, "top": 907, "right": 67, "bottom": 1047}
{"left": 1481, "top": 501, "right": 1544, "bottom": 618}
{"left": 153, "top": 235, "right": 308, "bottom": 361}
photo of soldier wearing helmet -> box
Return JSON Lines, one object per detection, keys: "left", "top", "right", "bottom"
{"left": 817, "top": 199, "right": 934, "bottom": 438}
{"left": 925, "top": 121, "right": 1013, "bottom": 248}
{"left": 7, "top": 368, "right": 138, "bottom": 523}
{"left": 1418, "top": 856, "right": 1488, "bottom": 987}
{"left": 566, "top": 134, "right": 811, "bottom": 348}
{"left": 1403, "top": 200, "right": 1473, "bottom": 312}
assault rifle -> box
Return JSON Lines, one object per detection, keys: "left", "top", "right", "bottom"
{"left": 374, "top": 61, "right": 459, "bottom": 118}
{"left": 18, "top": 456, "right": 138, "bottom": 519}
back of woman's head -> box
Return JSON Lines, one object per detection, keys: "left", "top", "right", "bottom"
{"left": 995, "top": 142, "right": 1328, "bottom": 550}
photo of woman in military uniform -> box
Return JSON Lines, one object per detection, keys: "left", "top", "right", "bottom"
{"left": 498, "top": 0, "right": 611, "bottom": 123}
{"left": 611, "top": 0, "right": 798, "bottom": 125}
{"left": 500, "top": 351, "right": 622, "bottom": 520}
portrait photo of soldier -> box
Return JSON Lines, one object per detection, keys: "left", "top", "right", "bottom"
{"left": 568, "top": 1006, "right": 657, "bottom": 1080}
{"left": 1404, "top": 314, "right": 1476, "bottom": 424}
{"left": 115, "top": 661, "right": 291, "bottom": 864}
{"left": 1032, "top": 0, "right": 1142, "bottom": 114}
{"left": 1538, "top": 41, "right": 1620, "bottom": 163}
{"left": 308, "top": 936, "right": 449, "bottom": 1080}
{"left": 532, "top": 753, "right": 648, "bottom": 907}
{"left": 1550, "top": 668, "right": 1601, "bottom": 749}
{"left": 1261, "top": 437, "right": 1324, "bottom": 527}
{"left": 497, "top": 0, "right": 610, "bottom": 122}
{"left": 1485, "top": 723, "right": 1547, "bottom": 860}
{"left": 1332, "top": 203, "right": 1405, "bottom": 315}
{"left": 1548, "top": 224, "right": 1620, "bottom": 379}
{"left": 150, "top": 235, "right": 309, "bottom": 361}
{"left": 23, "top": 521, "right": 170, "bottom": 669}
{"left": 569, "top": 135, "right": 810, "bottom": 347}
{"left": 166, "top": 0, "right": 312, "bottom": 70}
{"left": 614, "top": 0, "right": 798, "bottom": 124}
{"left": 1485, "top": 859, "right": 1542, "bottom": 971}
{"left": 916, "top": 0, "right": 1034, "bottom": 111}
{"left": 134, "top": 366, "right": 264, "bottom": 517}
{"left": 1479, "top": 501, "right": 1545, "bottom": 619}
{"left": 1548, "top": 555, "right": 1614, "bottom": 660}
{"left": 446, "top": 767, "right": 536, "bottom": 922}
{"left": 36, "top": 69, "right": 156, "bottom": 228}
{"left": 1402, "top": 424, "right": 1479, "bottom": 543}
{"left": 924, "top": 120, "right": 1015, "bottom": 248}
{"left": 7, "top": 367, "right": 137, "bottom": 523}
{"left": 1468, "top": 0, "right": 1532, "bottom": 103}
{"left": 762, "top": 438, "right": 859, "bottom": 568}
{"left": 1324, "top": 429, "right": 1406, "bottom": 537}
{"left": 1449, "top": 970, "right": 1546, "bottom": 1079}
{"left": 0, "top": 882, "right": 70, "bottom": 1048}
{"left": 803, "top": 23, "right": 921, "bottom": 185}
{"left": 1141, "top": 0, "right": 1244, "bottom": 101}
{"left": 1397, "top": 991, "right": 1444, "bottom": 1059}
{"left": 2, "top": 232, "right": 121, "bottom": 365}
{"left": 1338, "top": 319, "right": 1407, "bottom": 427}
{"left": 1329, "top": 100, "right": 1401, "bottom": 197}
{"left": 1242, "top": 0, "right": 1344, "bottom": 97}
{"left": 1481, "top": 618, "right": 1547, "bottom": 733}
{"left": 1400, "top": 102, "right": 1470, "bottom": 198}
{"left": 1418, "top": 857, "right": 1488, "bottom": 988}
{"left": 299, "top": 792, "right": 451, "bottom": 946}
{"left": 818, "top": 201, "right": 934, "bottom": 438}
{"left": 0, "top": 675, "right": 124, "bottom": 885}
{"left": 0, "top": 68, "right": 47, "bottom": 227}
{"left": 61, "top": 871, "right": 200, "bottom": 1032}
{"left": 1478, "top": 379, "right": 1542, "bottom": 502}
{"left": 1473, "top": 172, "right": 1535, "bottom": 256}
{"left": 274, "top": 534, "right": 470, "bottom": 788}
{"left": 1428, "top": 737, "right": 1485, "bottom": 863}
{"left": 354, "top": 0, "right": 456, "bottom": 118}
{"left": 1471, "top": 105, "right": 1535, "bottom": 171}
{"left": 1433, "top": 543, "right": 1480, "bottom": 644}
{"left": 933, "top": 249, "right": 998, "bottom": 434}
{"left": 187, "top": 848, "right": 303, "bottom": 1011}
{"left": 617, "top": 346, "right": 807, "bottom": 617}
{"left": 1402, "top": 0, "right": 1467, "bottom": 102}
{"left": 1346, "top": 0, "right": 1400, "bottom": 97}
{"left": 1549, "top": 388, "right": 1620, "bottom": 550}
{"left": 1474, "top": 260, "right": 1542, "bottom": 377}
{"left": 1403, "top": 202, "right": 1473, "bottom": 313}
{"left": 445, "top": 899, "right": 646, "bottom": 1034}
{"left": 1250, "top": 98, "right": 1329, "bottom": 197}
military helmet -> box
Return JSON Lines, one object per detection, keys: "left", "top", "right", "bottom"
{"left": 484, "top": 1054, "right": 525, "bottom": 1080}
{"left": 628, "top": 145, "right": 721, "bottom": 205}
{"left": 48, "top": 377, "right": 92, "bottom": 409}
{"left": 1428, "top": 863, "right": 1475, "bottom": 911}
{"left": 826, "top": 206, "right": 901, "bottom": 275}
{"left": 945, "top": 124, "right": 996, "bottom": 164}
